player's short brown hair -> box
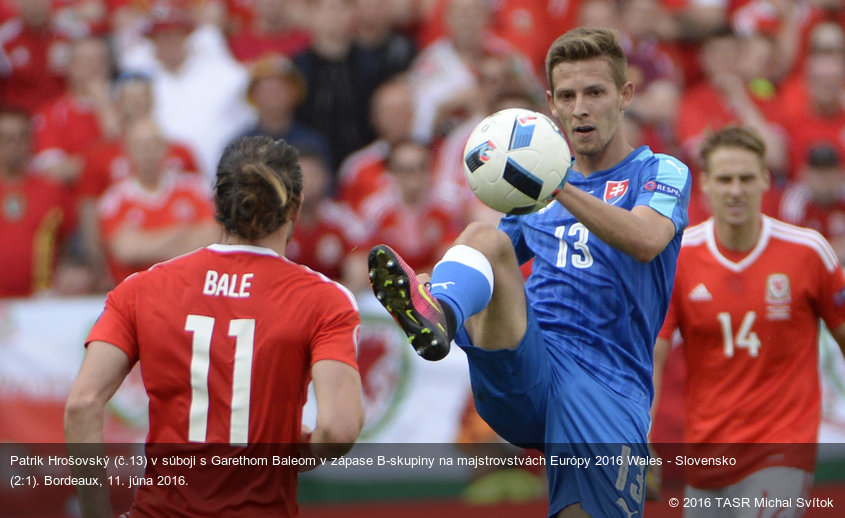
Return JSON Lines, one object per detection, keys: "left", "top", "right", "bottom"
{"left": 545, "top": 27, "right": 628, "bottom": 90}
{"left": 214, "top": 136, "right": 303, "bottom": 240}
{"left": 699, "top": 126, "right": 767, "bottom": 171}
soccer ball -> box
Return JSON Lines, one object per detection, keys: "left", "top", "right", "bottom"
{"left": 463, "top": 108, "right": 571, "bottom": 214}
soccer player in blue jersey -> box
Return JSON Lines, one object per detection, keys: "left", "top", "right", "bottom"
{"left": 369, "top": 27, "right": 691, "bottom": 518}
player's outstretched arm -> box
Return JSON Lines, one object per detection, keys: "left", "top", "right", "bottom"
{"left": 309, "top": 359, "right": 364, "bottom": 461}
{"left": 65, "top": 341, "right": 133, "bottom": 518}
{"left": 555, "top": 183, "right": 676, "bottom": 262}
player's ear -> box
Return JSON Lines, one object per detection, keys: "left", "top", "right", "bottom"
{"left": 291, "top": 192, "right": 304, "bottom": 223}
{"left": 546, "top": 90, "right": 558, "bottom": 119}
{"left": 620, "top": 81, "right": 634, "bottom": 109}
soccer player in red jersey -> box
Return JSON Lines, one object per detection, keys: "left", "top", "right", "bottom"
{"left": 654, "top": 126, "right": 845, "bottom": 516}
{"left": 65, "top": 136, "right": 363, "bottom": 517}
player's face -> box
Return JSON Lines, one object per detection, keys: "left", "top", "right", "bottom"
{"left": 702, "top": 146, "right": 770, "bottom": 228}
{"left": 547, "top": 57, "right": 633, "bottom": 160}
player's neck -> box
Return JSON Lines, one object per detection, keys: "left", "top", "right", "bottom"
{"left": 223, "top": 223, "right": 292, "bottom": 257}
{"left": 714, "top": 216, "right": 763, "bottom": 253}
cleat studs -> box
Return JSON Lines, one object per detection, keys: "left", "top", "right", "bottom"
{"left": 397, "top": 278, "right": 406, "bottom": 286}
{"left": 368, "top": 270, "right": 375, "bottom": 279}
{"left": 376, "top": 292, "right": 384, "bottom": 301}
{"left": 431, "top": 339, "right": 439, "bottom": 347}
{"left": 386, "top": 260, "right": 395, "bottom": 268}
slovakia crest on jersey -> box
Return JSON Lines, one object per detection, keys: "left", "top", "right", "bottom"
{"left": 603, "top": 179, "right": 630, "bottom": 205}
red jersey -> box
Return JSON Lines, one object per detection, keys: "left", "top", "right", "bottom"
{"left": 676, "top": 81, "right": 782, "bottom": 161}
{"left": 0, "top": 0, "right": 15, "bottom": 23}
{"left": 78, "top": 138, "right": 201, "bottom": 198}
{"left": 0, "top": 18, "right": 69, "bottom": 114}
{"left": 0, "top": 173, "right": 74, "bottom": 296}
{"left": 98, "top": 170, "right": 215, "bottom": 283}
{"left": 227, "top": 27, "right": 310, "bottom": 63}
{"left": 779, "top": 183, "right": 845, "bottom": 244}
{"left": 362, "top": 188, "right": 461, "bottom": 272}
{"left": 778, "top": 100, "right": 845, "bottom": 179}
{"left": 336, "top": 140, "right": 391, "bottom": 212}
{"left": 414, "top": 0, "right": 581, "bottom": 75}
{"left": 33, "top": 93, "right": 104, "bottom": 159}
{"left": 660, "top": 216, "right": 845, "bottom": 488}
{"left": 223, "top": 0, "right": 256, "bottom": 32}
{"left": 86, "top": 243, "right": 360, "bottom": 517}
{"left": 286, "top": 200, "right": 367, "bottom": 281}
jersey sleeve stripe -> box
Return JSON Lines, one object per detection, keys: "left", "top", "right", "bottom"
{"left": 778, "top": 186, "right": 810, "bottom": 224}
{"left": 284, "top": 258, "right": 360, "bottom": 311}
{"left": 769, "top": 217, "right": 840, "bottom": 272}
{"left": 680, "top": 221, "right": 710, "bottom": 246}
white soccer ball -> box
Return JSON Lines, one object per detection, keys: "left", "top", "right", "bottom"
{"left": 463, "top": 108, "right": 571, "bottom": 214}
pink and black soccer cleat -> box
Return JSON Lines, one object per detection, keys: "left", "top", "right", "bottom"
{"left": 368, "top": 244, "right": 451, "bottom": 361}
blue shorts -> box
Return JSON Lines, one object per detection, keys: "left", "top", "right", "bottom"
{"left": 456, "top": 304, "right": 651, "bottom": 517}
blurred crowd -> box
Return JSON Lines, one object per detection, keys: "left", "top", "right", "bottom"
{"left": 1, "top": 0, "right": 844, "bottom": 298}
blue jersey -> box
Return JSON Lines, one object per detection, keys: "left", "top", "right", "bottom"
{"left": 499, "top": 146, "right": 690, "bottom": 405}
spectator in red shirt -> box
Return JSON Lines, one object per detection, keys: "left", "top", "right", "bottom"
{"left": 0, "top": 0, "right": 72, "bottom": 114}
{"left": 780, "top": 143, "right": 845, "bottom": 263}
{"left": 676, "top": 30, "right": 788, "bottom": 175}
{"left": 77, "top": 72, "right": 202, "bottom": 292}
{"left": 78, "top": 73, "right": 201, "bottom": 201}
{"left": 778, "top": 50, "right": 845, "bottom": 178}
{"left": 285, "top": 147, "right": 367, "bottom": 290}
{"left": 32, "top": 34, "right": 118, "bottom": 187}
{"left": 226, "top": 0, "right": 310, "bottom": 62}
{"left": 98, "top": 117, "right": 220, "bottom": 285}
{"left": 361, "top": 139, "right": 461, "bottom": 274}
{"left": 0, "top": 108, "right": 75, "bottom": 297}
{"left": 412, "top": 0, "right": 583, "bottom": 79}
